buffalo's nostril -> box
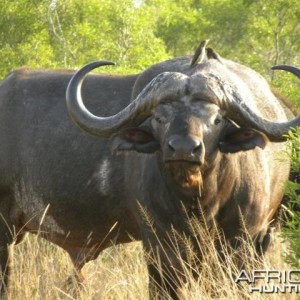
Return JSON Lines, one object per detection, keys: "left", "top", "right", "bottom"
{"left": 168, "top": 139, "right": 177, "bottom": 152}
{"left": 192, "top": 143, "right": 202, "bottom": 154}
{"left": 168, "top": 144, "right": 175, "bottom": 152}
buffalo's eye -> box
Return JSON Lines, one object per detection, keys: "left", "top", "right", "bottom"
{"left": 214, "top": 118, "right": 221, "bottom": 125}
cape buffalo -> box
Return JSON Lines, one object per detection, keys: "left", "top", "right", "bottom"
{"left": 0, "top": 42, "right": 299, "bottom": 298}
{"left": 66, "top": 45, "right": 300, "bottom": 298}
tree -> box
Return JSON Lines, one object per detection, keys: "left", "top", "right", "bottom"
{"left": 0, "top": 0, "right": 168, "bottom": 77}
{"left": 240, "top": 0, "right": 300, "bottom": 107}
{"left": 150, "top": 0, "right": 300, "bottom": 105}
{"left": 0, "top": 0, "right": 55, "bottom": 73}
{"left": 1, "top": 0, "right": 299, "bottom": 107}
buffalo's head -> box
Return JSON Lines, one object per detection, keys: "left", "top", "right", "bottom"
{"left": 66, "top": 57, "right": 300, "bottom": 193}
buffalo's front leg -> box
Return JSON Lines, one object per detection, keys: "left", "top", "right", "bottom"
{"left": 142, "top": 234, "right": 188, "bottom": 300}
{"left": 147, "top": 257, "right": 182, "bottom": 300}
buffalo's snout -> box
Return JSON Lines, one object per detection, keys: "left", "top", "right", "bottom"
{"left": 165, "top": 135, "right": 205, "bottom": 164}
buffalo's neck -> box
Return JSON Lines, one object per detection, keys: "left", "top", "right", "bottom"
{"left": 199, "top": 154, "right": 237, "bottom": 221}
{"left": 138, "top": 153, "right": 240, "bottom": 232}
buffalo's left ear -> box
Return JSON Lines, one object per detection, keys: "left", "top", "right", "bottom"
{"left": 219, "top": 128, "right": 268, "bottom": 153}
{"left": 111, "top": 127, "right": 160, "bottom": 153}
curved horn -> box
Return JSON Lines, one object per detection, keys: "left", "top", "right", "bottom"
{"left": 272, "top": 65, "right": 300, "bottom": 78}
{"left": 66, "top": 61, "right": 188, "bottom": 137}
{"left": 192, "top": 71, "right": 300, "bottom": 142}
{"left": 219, "top": 82, "right": 300, "bottom": 142}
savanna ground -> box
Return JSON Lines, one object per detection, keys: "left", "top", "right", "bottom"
{"left": 7, "top": 221, "right": 298, "bottom": 300}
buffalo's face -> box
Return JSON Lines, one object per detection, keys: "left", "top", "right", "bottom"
{"left": 113, "top": 97, "right": 267, "bottom": 190}
{"left": 153, "top": 100, "right": 222, "bottom": 164}
{"left": 151, "top": 100, "right": 222, "bottom": 189}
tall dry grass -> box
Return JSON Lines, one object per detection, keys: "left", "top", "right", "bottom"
{"left": 6, "top": 221, "right": 297, "bottom": 300}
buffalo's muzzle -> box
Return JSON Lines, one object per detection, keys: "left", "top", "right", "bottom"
{"left": 165, "top": 161, "right": 203, "bottom": 189}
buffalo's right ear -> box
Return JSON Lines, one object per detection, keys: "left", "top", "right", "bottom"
{"left": 111, "top": 127, "right": 160, "bottom": 154}
{"left": 219, "top": 127, "right": 268, "bottom": 153}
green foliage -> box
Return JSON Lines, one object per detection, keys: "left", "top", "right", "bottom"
{"left": 237, "top": 0, "right": 300, "bottom": 106}
{"left": 284, "top": 129, "right": 300, "bottom": 173}
{"left": 147, "top": 0, "right": 249, "bottom": 58}
{"left": 0, "top": 0, "right": 168, "bottom": 75}
{"left": 281, "top": 128, "right": 300, "bottom": 269}
{"left": 51, "top": 0, "right": 168, "bottom": 71}
{"left": 150, "top": 0, "right": 300, "bottom": 104}
{"left": 0, "top": 0, "right": 299, "bottom": 104}
{"left": 0, "top": 0, "right": 55, "bottom": 70}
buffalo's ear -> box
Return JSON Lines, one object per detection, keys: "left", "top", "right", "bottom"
{"left": 111, "top": 127, "right": 160, "bottom": 153}
{"left": 219, "top": 127, "right": 268, "bottom": 153}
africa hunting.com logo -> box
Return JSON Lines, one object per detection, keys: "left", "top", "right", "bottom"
{"left": 235, "top": 270, "right": 300, "bottom": 293}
